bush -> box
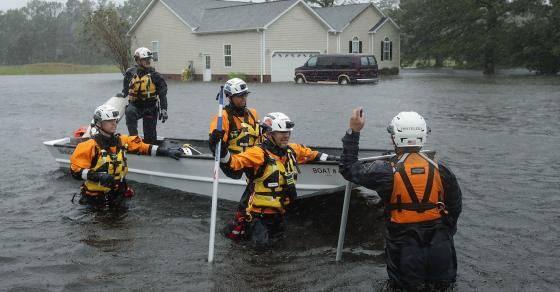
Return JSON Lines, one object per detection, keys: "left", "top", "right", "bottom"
{"left": 227, "top": 72, "right": 247, "bottom": 80}
{"left": 379, "top": 67, "right": 399, "bottom": 75}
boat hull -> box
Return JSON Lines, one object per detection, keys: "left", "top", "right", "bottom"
{"left": 44, "top": 137, "right": 386, "bottom": 202}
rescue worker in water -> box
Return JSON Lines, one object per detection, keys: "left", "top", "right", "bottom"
{"left": 210, "top": 112, "right": 339, "bottom": 247}
{"left": 339, "top": 108, "right": 462, "bottom": 291}
{"left": 123, "top": 47, "right": 168, "bottom": 144}
{"left": 70, "top": 105, "right": 182, "bottom": 210}
{"left": 208, "top": 78, "right": 263, "bottom": 239}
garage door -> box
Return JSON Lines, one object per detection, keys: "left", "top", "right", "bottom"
{"left": 271, "top": 51, "right": 320, "bottom": 82}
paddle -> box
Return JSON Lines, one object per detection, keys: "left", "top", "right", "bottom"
{"left": 335, "top": 150, "right": 435, "bottom": 261}
{"left": 208, "top": 86, "right": 224, "bottom": 263}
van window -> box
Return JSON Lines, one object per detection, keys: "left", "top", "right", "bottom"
{"left": 361, "top": 57, "right": 369, "bottom": 66}
{"left": 316, "top": 56, "right": 333, "bottom": 68}
{"left": 307, "top": 56, "right": 317, "bottom": 67}
{"left": 368, "top": 56, "right": 377, "bottom": 65}
{"left": 334, "top": 57, "right": 352, "bottom": 68}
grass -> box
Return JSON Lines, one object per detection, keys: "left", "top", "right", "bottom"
{"left": 0, "top": 63, "right": 121, "bottom": 75}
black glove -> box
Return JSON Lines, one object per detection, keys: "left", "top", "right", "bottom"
{"left": 116, "top": 93, "right": 124, "bottom": 98}
{"left": 208, "top": 129, "right": 225, "bottom": 153}
{"left": 87, "top": 171, "right": 115, "bottom": 187}
{"left": 217, "top": 142, "right": 229, "bottom": 159}
{"left": 326, "top": 155, "right": 340, "bottom": 162}
{"left": 159, "top": 109, "right": 168, "bottom": 123}
{"left": 156, "top": 147, "right": 183, "bottom": 160}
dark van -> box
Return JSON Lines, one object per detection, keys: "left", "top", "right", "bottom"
{"left": 294, "top": 54, "right": 379, "bottom": 85}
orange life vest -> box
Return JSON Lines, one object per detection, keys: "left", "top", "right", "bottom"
{"left": 388, "top": 152, "right": 445, "bottom": 224}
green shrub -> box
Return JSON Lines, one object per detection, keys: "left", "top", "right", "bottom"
{"left": 379, "top": 67, "right": 399, "bottom": 75}
{"left": 227, "top": 72, "right": 247, "bottom": 80}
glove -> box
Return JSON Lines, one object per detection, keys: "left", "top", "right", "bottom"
{"left": 116, "top": 93, "right": 124, "bottom": 98}
{"left": 326, "top": 155, "right": 340, "bottom": 162}
{"left": 156, "top": 147, "right": 183, "bottom": 160}
{"left": 159, "top": 109, "right": 168, "bottom": 123}
{"left": 87, "top": 171, "right": 115, "bottom": 187}
{"left": 208, "top": 129, "right": 225, "bottom": 153}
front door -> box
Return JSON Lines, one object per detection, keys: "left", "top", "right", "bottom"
{"left": 203, "top": 55, "right": 211, "bottom": 82}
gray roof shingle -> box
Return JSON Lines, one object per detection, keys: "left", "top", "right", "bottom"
{"left": 313, "top": 3, "right": 370, "bottom": 31}
{"left": 160, "top": 0, "right": 248, "bottom": 28}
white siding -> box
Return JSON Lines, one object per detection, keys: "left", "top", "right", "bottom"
{"left": 328, "top": 33, "right": 338, "bottom": 53}
{"left": 131, "top": 1, "right": 198, "bottom": 75}
{"left": 194, "top": 31, "right": 261, "bottom": 75}
{"left": 372, "top": 23, "right": 400, "bottom": 68}
{"left": 340, "top": 6, "right": 383, "bottom": 55}
{"left": 265, "top": 3, "right": 329, "bottom": 74}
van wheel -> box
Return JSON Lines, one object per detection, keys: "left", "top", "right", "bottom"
{"left": 338, "top": 77, "right": 349, "bottom": 85}
{"left": 295, "top": 76, "right": 305, "bottom": 84}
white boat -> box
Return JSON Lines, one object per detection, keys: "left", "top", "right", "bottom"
{"left": 43, "top": 137, "right": 387, "bottom": 202}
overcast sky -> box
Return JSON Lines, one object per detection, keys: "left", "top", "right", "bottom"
{"left": 0, "top": 0, "right": 125, "bottom": 11}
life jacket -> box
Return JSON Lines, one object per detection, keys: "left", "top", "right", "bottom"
{"left": 388, "top": 152, "right": 446, "bottom": 224}
{"left": 246, "top": 145, "right": 299, "bottom": 216}
{"left": 128, "top": 72, "right": 157, "bottom": 102}
{"left": 82, "top": 135, "right": 128, "bottom": 196}
{"left": 226, "top": 108, "right": 260, "bottom": 154}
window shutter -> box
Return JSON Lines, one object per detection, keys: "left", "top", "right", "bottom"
{"left": 380, "top": 41, "right": 384, "bottom": 61}
{"left": 349, "top": 41, "right": 352, "bottom": 53}
{"left": 390, "top": 41, "right": 393, "bottom": 61}
{"left": 359, "top": 41, "right": 362, "bottom": 53}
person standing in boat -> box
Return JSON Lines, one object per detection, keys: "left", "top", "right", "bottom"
{"left": 122, "top": 47, "right": 168, "bottom": 144}
{"left": 208, "top": 78, "right": 262, "bottom": 240}
{"left": 70, "top": 104, "right": 182, "bottom": 210}
{"left": 210, "top": 112, "right": 339, "bottom": 247}
{"left": 339, "top": 108, "right": 462, "bottom": 291}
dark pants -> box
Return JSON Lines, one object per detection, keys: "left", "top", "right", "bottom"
{"left": 385, "top": 220, "right": 457, "bottom": 291}
{"left": 246, "top": 214, "right": 286, "bottom": 248}
{"left": 125, "top": 103, "right": 158, "bottom": 144}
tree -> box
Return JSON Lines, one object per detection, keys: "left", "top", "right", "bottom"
{"left": 82, "top": 3, "right": 131, "bottom": 73}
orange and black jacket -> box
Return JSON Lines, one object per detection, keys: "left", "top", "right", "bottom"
{"left": 209, "top": 106, "right": 261, "bottom": 154}
{"left": 339, "top": 131, "right": 462, "bottom": 233}
{"left": 70, "top": 134, "right": 155, "bottom": 192}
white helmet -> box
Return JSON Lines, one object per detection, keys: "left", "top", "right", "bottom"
{"left": 134, "top": 47, "right": 152, "bottom": 60}
{"left": 93, "top": 104, "right": 120, "bottom": 125}
{"left": 387, "top": 111, "right": 429, "bottom": 148}
{"left": 261, "top": 112, "right": 294, "bottom": 133}
{"left": 224, "top": 78, "right": 248, "bottom": 97}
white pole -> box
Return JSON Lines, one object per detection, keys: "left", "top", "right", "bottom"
{"left": 208, "top": 86, "right": 224, "bottom": 263}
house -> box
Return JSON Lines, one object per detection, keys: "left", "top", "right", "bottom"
{"left": 129, "top": 0, "right": 400, "bottom": 82}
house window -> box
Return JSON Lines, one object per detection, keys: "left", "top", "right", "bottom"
{"left": 352, "top": 37, "right": 359, "bottom": 53}
{"left": 152, "top": 41, "right": 159, "bottom": 62}
{"left": 224, "top": 44, "right": 231, "bottom": 67}
{"left": 381, "top": 37, "right": 392, "bottom": 61}
{"left": 349, "top": 37, "right": 362, "bottom": 53}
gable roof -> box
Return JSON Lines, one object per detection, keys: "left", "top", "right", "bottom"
{"left": 369, "top": 16, "right": 400, "bottom": 33}
{"left": 313, "top": 3, "right": 393, "bottom": 32}
{"left": 130, "top": 0, "right": 334, "bottom": 35}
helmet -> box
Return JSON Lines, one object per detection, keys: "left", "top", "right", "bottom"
{"left": 93, "top": 105, "right": 120, "bottom": 125}
{"left": 387, "top": 111, "right": 429, "bottom": 148}
{"left": 224, "top": 78, "right": 248, "bottom": 97}
{"left": 261, "top": 112, "right": 294, "bottom": 133}
{"left": 134, "top": 47, "right": 152, "bottom": 60}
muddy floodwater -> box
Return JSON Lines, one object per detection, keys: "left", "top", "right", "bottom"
{"left": 1, "top": 69, "right": 559, "bottom": 291}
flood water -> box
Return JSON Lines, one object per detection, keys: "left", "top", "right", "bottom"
{"left": 1, "top": 69, "right": 559, "bottom": 291}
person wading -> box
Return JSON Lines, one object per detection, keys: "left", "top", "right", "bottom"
{"left": 123, "top": 47, "right": 168, "bottom": 144}
{"left": 339, "top": 108, "right": 462, "bottom": 291}
{"left": 210, "top": 112, "right": 339, "bottom": 247}
{"left": 70, "top": 105, "right": 182, "bottom": 210}
{"left": 208, "top": 78, "right": 262, "bottom": 240}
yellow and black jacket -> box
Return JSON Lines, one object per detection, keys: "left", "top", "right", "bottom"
{"left": 122, "top": 66, "right": 168, "bottom": 109}
{"left": 221, "top": 141, "right": 320, "bottom": 215}
{"left": 70, "top": 134, "right": 154, "bottom": 196}
{"left": 209, "top": 106, "right": 261, "bottom": 154}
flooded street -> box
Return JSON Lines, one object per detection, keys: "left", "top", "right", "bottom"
{"left": 1, "top": 69, "right": 559, "bottom": 291}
